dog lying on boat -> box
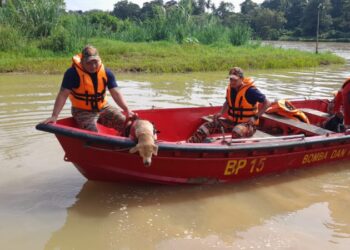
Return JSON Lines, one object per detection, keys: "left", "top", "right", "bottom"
{"left": 129, "top": 119, "right": 158, "bottom": 167}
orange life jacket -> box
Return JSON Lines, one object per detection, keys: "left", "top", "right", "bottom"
{"left": 69, "top": 54, "right": 108, "bottom": 111}
{"left": 266, "top": 99, "right": 310, "bottom": 123}
{"left": 226, "top": 78, "right": 258, "bottom": 125}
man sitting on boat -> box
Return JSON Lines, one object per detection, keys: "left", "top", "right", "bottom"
{"left": 187, "top": 67, "right": 271, "bottom": 143}
{"left": 42, "top": 45, "right": 134, "bottom": 132}
{"left": 323, "top": 77, "right": 350, "bottom": 132}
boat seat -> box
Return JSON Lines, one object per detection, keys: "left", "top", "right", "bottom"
{"left": 262, "top": 113, "right": 333, "bottom": 135}
{"left": 254, "top": 129, "right": 274, "bottom": 138}
{"left": 299, "top": 108, "right": 331, "bottom": 118}
{"left": 206, "top": 129, "right": 273, "bottom": 143}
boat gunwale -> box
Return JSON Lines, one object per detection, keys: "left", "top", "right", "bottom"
{"left": 36, "top": 122, "right": 350, "bottom": 153}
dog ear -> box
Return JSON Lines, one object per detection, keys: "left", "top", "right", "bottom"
{"left": 152, "top": 144, "right": 158, "bottom": 156}
{"left": 129, "top": 145, "right": 139, "bottom": 154}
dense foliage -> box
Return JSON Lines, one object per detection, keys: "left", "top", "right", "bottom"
{"left": 0, "top": 0, "right": 349, "bottom": 54}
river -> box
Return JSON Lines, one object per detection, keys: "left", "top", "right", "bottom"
{"left": 0, "top": 42, "right": 349, "bottom": 250}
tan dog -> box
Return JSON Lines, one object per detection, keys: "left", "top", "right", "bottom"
{"left": 129, "top": 119, "right": 158, "bottom": 167}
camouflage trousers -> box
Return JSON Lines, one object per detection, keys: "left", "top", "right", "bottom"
{"left": 187, "top": 118, "right": 256, "bottom": 143}
{"left": 71, "top": 104, "right": 126, "bottom": 133}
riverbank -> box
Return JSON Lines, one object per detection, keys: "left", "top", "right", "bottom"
{"left": 0, "top": 39, "right": 345, "bottom": 74}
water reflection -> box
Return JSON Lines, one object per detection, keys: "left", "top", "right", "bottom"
{"left": 45, "top": 164, "right": 350, "bottom": 250}
{"left": 263, "top": 41, "right": 350, "bottom": 60}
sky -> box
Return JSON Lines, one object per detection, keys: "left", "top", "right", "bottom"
{"left": 65, "top": 0, "right": 264, "bottom": 12}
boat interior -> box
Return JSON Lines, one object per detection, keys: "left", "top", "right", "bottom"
{"left": 147, "top": 98, "right": 336, "bottom": 143}
{"left": 56, "top": 99, "right": 339, "bottom": 143}
{"left": 199, "top": 108, "right": 333, "bottom": 144}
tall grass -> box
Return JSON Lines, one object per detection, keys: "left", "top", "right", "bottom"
{"left": 0, "top": 25, "right": 25, "bottom": 51}
{"left": 39, "top": 13, "right": 90, "bottom": 53}
{"left": 229, "top": 24, "right": 253, "bottom": 46}
{"left": 1, "top": 39, "right": 344, "bottom": 73}
{"left": 1, "top": 0, "right": 65, "bottom": 38}
{"left": 163, "top": 4, "right": 193, "bottom": 43}
{"left": 0, "top": 0, "right": 343, "bottom": 74}
{"left": 192, "top": 16, "right": 228, "bottom": 44}
{"left": 0, "top": 0, "right": 254, "bottom": 54}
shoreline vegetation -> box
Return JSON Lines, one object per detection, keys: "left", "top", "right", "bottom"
{"left": 0, "top": 39, "right": 345, "bottom": 74}
{"left": 1, "top": 1, "right": 348, "bottom": 74}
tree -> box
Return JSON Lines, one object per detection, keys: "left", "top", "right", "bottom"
{"left": 250, "top": 7, "right": 286, "bottom": 39}
{"left": 330, "top": 0, "right": 350, "bottom": 32}
{"left": 330, "top": 0, "right": 342, "bottom": 18}
{"left": 164, "top": 0, "right": 177, "bottom": 9}
{"left": 205, "top": 0, "right": 213, "bottom": 10}
{"left": 193, "top": 0, "right": 206, "bottom": 15}
{"left": 206, "top": 0, "right": 216, "bottom": 12}
{"left": 240, "top": 0, "right": 258, "bottom": 15}
{"left": 112, "top": 0, "right": 140, "bottom": 20}
{"left": 342, "top": 0, "right": 350, "bottom": 32}
{"left": 284, "top": 0, "right": 307, "bottom": 31}
{"left": 85, "top": 10, "right": 121, "bottom": 32}
{"left": 140, "top": 0, "right": 164, "bottom": 20}
{"left": 213, "top": 1, "right": 234, "bottom": 19}
{"left": 300, "top": 0, "right": 332, "bottom": 37}
{"left": 261, "top": 0, "right": 289, "bottom": 12}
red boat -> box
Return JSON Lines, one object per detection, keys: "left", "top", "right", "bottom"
{"left": 36, "top": 99, "right": 350, "bottom": 184}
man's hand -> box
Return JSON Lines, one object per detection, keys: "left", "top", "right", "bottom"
{"left": 42, "top": 116, "right": 58, "bottom": 124}
{"left": 247, "top": 116, "right": 257, "bottom": 125}
{"left": 126, "top": 110, "right": 137, "bottom": 120}
{"left": 41, "top": 88, "right": 70, "bottom": 125}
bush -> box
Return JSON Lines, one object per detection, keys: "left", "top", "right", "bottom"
{"left": 58, "top": 13, "right": 94, "bottom": 40}
{"left": 116, "top": 22, "right": 151, "bottom": 42}
{"left": 39, "top": 25, "right": 85, "bottom": 53}
{"left": 193, "top": 16, "right": 228, "bottom": 44}
{"left": 229, "top": 24, "right": 252, "bottom": 46}
{"left": 1, "top": 0, "right": 65, "bottom": 38}
{"left": 85, "top": 10, "right": 122, "bottom": 33}
{"left": 0, "top": 25, "right": 25, "bottom": 51}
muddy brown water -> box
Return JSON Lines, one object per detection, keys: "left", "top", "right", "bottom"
{"left": 0, "top": 42, "right": 349, "bottom": 249}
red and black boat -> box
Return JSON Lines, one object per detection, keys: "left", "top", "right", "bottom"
{"left": 36, "top": 98, "right": 350, "bottom": 184}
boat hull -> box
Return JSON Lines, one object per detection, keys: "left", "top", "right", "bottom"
{"left": 56, "top": 132, "right": 350, "bottom": 184}
{"left": 36, "top": 101, "right": 350, "bottom": 184}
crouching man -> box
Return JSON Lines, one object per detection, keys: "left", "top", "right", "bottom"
{"left": 187, "top": 67, "right": 271, "bottom": 143}
{"left": 42, "top": 45, "right": 134, "bottom": 133}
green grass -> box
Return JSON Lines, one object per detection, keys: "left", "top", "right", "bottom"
{"left": 0, "top": 38, "right": 345, "bottom": 74}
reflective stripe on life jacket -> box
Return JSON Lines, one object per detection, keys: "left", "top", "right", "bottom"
{"left": 69, "top": 54, "right": 108, "bottom": 111}
{"left": 226, "top": 78, "right": 258, "bottom": 125}
{"left": 266, "top": 99, "right": 310, "bottom": 124}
